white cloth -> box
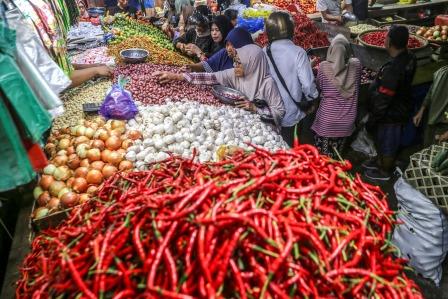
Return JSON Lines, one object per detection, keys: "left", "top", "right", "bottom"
{"left": 316, "top": 0, "right": 352, "bottom": 23}
{"left": 263, "top": 40, "right": 318, "bottom": 127}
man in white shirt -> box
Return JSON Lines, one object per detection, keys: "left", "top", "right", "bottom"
{"left": 263, "top": 11, "right": 319, "bottom": 147}
{"left": 316, "top": 0, "right": 353, "bottom": 24}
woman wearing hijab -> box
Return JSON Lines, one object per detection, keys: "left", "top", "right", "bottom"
{"left": 174, "top": 11, "right": 213, "bottom": 60}
{"left": 77, "top": 0, "right": 90, "bottom": 21}
{"left": 187, "top": 15, "right": 233, "bottom": 59}
{"left": 186, "top": 27, "right": 253, "bottom": 72}
{"left": 311, "top": 34, "right": 361, "bottom": 158}
{"left": 153, "top": 44, "right": 286, "bottom": 129}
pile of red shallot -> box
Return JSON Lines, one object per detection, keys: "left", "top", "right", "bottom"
{"left": 33, "top": 117, "right": 142, "bottom": 219}
{"left": 114, "top": 63, "right": 219, "bottom": 105}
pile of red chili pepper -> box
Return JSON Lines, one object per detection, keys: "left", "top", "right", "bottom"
{"left": 360, "top": 31, "right": 423, "bottom": 49}
{"left": 256, "top": 12, "right": 329, "bottom": 49}
{"left": 16, "top": 144, "right": 422, "bottom": 298}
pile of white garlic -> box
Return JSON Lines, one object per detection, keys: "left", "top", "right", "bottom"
{"left": 126, "top": 100, "right": 287, "bottom": 169}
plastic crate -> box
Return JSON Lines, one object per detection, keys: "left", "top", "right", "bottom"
{"left": 404, "top": 143, "right": 448, "bottom": 216}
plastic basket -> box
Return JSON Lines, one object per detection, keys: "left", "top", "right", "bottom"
{"left": 404, "top": 143, "right": 448, "bottom": 216}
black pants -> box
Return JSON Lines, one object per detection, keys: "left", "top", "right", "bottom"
{"left": 281, "top": 113, "right": 315, "bottom": 147}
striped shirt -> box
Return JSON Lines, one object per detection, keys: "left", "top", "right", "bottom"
{"left": 311, "top": 60, "right": 361, "bottom": 138}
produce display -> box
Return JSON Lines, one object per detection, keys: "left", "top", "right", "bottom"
{"left": 114, "top": 63, "right": 217, "bottom": 105}
{"left": 70, "top": 46, "right": 115, "bottom": 65}
{"left": 242, "top": 8, "right": 272, "bottom": 18}
{"left": 52, "top": 80, "right": 112, "bottom": 131}
{"left": 349, "top": 24, "right": 378, "bottom": 35}
{"left": 108, "top": 15, "right": 175, "bottom": 51}
{"left": 261, "top": 0, "right": 317, "bottom": 14}
{"left": 256, "top": 12, "right": 329, "bottom": 49}
{"left": 360, "top": 31, "right": 423, "bottom": 49}
{"left": 107, "top": 36, "right": 193, "bottom": 65}
{"left": 68, "top": 22, "right": 104, "bottom": 40}
{"left": 416, "top": 25, "right": 448, "bottom": 42}
{"left": 126, "top": 101, "right": 287, "bottom": 166}
{"left": 17, "top": 144, "right": 422, "bottom": 298}
{"left": 33, "top": 118, "right": 139, "bottom": 219}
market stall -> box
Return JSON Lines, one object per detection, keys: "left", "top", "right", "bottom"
{"left": 1, "top": 0, "right": 448, "bottom": 297}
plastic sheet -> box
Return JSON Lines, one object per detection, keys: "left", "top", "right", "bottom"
{"left": 6, "top": 8, "right": 72, "bottom": 94}
{"left": 237, "top": 17, "right": 264, "bottom": 34}
{"left": 100, "top": 76, "right": 138, "bottom": 120}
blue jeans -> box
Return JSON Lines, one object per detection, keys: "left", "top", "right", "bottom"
{"left": 377, "top": 124, "right": 403, "bottom": 157}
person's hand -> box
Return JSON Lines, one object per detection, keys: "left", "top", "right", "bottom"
{"left": 95, "top": 65, "right": 114, "bottom": 77}
{"left": 310, "top": 57, "right": 319, "bottom": 68}
{"left": 185, "top": 44, "right": 202, "bottom": 56}
{"left": 153, "top": 71, "right": 182, "bottom": 84}
{"left": 436, "top": 131, "right": 448, "bottom": 142}
{"left": 180, "top": 65, "right": 192, "bottom": 72}
{"left": 176, "top": 43, "right": 186, "bottom": 52}
{"left": 234, "top": 63, "right": 244, "bottom": 77}
{"left": 235, "top": 100, "right": 256, "bottom": 112}
{"left": 413, "top": 107, "right": 425, "bottom": 127}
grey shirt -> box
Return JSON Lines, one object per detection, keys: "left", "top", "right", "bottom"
{"left": 317, "top": 0, "right": 352, "bottom": 23}
{"left": 263, "top": 40, "right": 318, "bottom": 127}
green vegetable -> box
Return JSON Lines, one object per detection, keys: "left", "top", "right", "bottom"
{"left": 431, "top": 150, "right": 448, "bottom": 169}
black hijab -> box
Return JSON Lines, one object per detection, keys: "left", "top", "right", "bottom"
{"left": 211, "top": 15, "right": 234, "bottom": 47}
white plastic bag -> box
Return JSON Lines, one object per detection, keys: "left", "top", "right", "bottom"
{"left": 351, "top": 126, "right": 377, "bottom": 157}
{"left": 392, "top": 177, "right": 448, "bottom": 286}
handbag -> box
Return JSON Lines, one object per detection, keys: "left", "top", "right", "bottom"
{"left": 266, "top": 44, "right": 317, "bottom": 112}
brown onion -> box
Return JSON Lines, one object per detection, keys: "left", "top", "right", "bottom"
{"left": 45, "top": 143, "right": 56, "bottom": 154}
{"left": 121, "top": 139, "right": 133, "bottom": 149}
{"left": 66, "top": 146, "right": 75, "bottom": 155}
{"left": 79, "top": 193, "right": 90, "bottom": 204}
{"left": 117, "top": 149, "right": 126, "bottom": 156}
{"left": 58, "top": 138, "right": 70, "bottom": 150}
{"left": 94, "top": 117, "right": 106, "bottom": 127}
{"left": 33, "top": 186, "right": 44, "bottom": 200}
{"left": 66, "top": 177, "right": 75, "bottom": 188}
{"left": 87, "top": 148, "right": 101, "bottom": 162}
{"left": 56, "top": 150, "right": 68, "bottom": 156}
{"left": 91, "top": 140, "right": 105, "bottom": 151}
{"left": 75, "top": 167, "right": 89, "bottom": 178}
{"left": 61, "top": 192, "right": 79, "bottom": 208}
{"left": 96, "top": 129, "right": 109, "bottom": 142}
{"left": 108, "top": 151, "right": 123, "bottom": 166}
{"left": 127, "top": 130, "right": 142, "bottom": 140}
{"left": 40, "top": 175, "right": 54, "bottom": 190}
{"left": 101, "top": 149, "right": 111, "bottom": 162}
{"left": 47, "top": 197, "right": 60, "bottom": 210}
{"left": 73, "top": 178, "right": 88, "bottom": 193}
{"left": 85, "top": 127, "right": 95, "bottom": 139}
{"left": 74, "top": 136, "right": 90, "bottom": 146}
{"left": 53, "top": 166, "right": 71, "bottom": 181}
{"left": 119, "top": 161, "right": 133, "bottom": 171}
{"left": 105, "top": 136, "right": 121, "bottom": 150}
{"left": 67, "top": 154, "right": 81, "bottom": 170}
{"left": 87, "top": 185, "right": 98, "bottom": 195}
{"left": 58, "top": 187, "right": 71, "bottom": 199}
{"left": 86, "top": 169, "right": 103, "bottom": 184}
{"left": 110, "top": 128, "right": 125, "bottom": 137}
{"left": 49, "top": 181, "right": 66, "bottom": 197}
{"left": 37, "top": 191, "right": 51, "bottom": 206}
{"left": 102, "top": 164, "right": 118, "bottom": 179}
{"left": 53, "top": 155, "right": 68, "bottom": 166}
{"left": 76, "top": 144, "right": 90, "bottom": 159}
{"left": 43, "top": 164, "right": 57, "bottom": 176}
{"left": 34, "top": 207, "right": 49, "bottom": 219}
{"left": 111, "top": 120, "right": 125, "bottom": 129}
{"left": 80, "top": 159, "right": 90, "bottom": 168}
{"left": 91, "top": 161, "right": 105, "bottom": 171}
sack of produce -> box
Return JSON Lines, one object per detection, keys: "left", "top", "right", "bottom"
{"left": 404, "top": 143, "right": 448, "bottom": 215}
{"left": 100, "top": 76, "right": 138, "bottom": 120}
{"left": 392, "top": 177, "right": 448, "bottom": 286}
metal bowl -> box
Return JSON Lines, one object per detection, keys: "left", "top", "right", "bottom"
{"left": 120, "top": 48, "right": 149, "bottom": 64}
{"left": 211, "top": 85, "right": 246, "bottom": 105}
{"left": 88, "top": 7, "right": 105, "bottom": 18}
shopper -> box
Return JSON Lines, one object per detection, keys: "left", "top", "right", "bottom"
{"left": 413, "top": 65, "right": 448, "bottom": 146}
{"left": 77, "top": 0, "right": 90, "bottom": 21}
{"left": 263, "top": 11, "right": 319, "bottom": 147}
{"left": 186, "top": 15, "right": 234, "bottom": 58}
{"left": 186, "top": 27, "right": 253, "bottom": 72}
{"left": 311, "top": 34, "right": 361, "bottom": 158}
{"left": 316, "top": 0, "right": 353, "bottom": 24}
{"left": 224, "top": 9, "right": 238, "bottom": 27}
{"left": 108, "top": 0, "right": 137, "bottom": 16}
{"left": 153, "top": 44, "right": 286, "bottom": 128}
{"left": 174, "top": 11, "right": 213, "bottom": 60}
{"left": 162, "top": 2, "right": 194, "bottom": 40}
{"left": 364, "top": 25, "right": 417, "bottom": 181}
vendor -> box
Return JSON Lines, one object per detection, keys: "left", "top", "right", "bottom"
{"left": 70, "top": 65, "right": 114, "bottom": 88}
{"left": 316, "top": 0, "right": 353, "bottom": 24}
{"left": 153, "top": 44, "right": 286, "bottom": 128}
{"left": 162, "top": 1, "right": 194, "bottom": 40}
{"left": 352, "top": 0, "right": 375, "bottom": 21}
{"left": 364, "top": 25, "right": 417, "bottom": 181}
{"left": 77, "top": 0, "right": 90, "bottom": 21}
{"left": 413, "top": 65, "right": 448, "bottom": 146}
{"left": 263, "top": 11, "right": 319, "bottom": 147}
{"left": 174, "top": 11, "right": 213, "bottom": 60}
{"left": 224, "top": 9, "right": 238, "bottom": 27}
{"left": 107, "top": 0, "right": 138, "bottom": 16}
{"left": 185, "top": 27, "right": 253, "bottom": 72}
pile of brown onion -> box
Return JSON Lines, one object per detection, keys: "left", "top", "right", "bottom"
{"left": 33, "top": 117, "right": 142, "bottom": 219}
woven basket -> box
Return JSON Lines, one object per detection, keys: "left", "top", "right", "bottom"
{"left": 404, "top": 143, "right": 448, "bottom": 215}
